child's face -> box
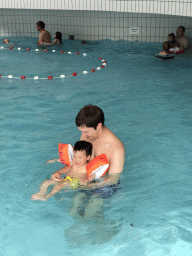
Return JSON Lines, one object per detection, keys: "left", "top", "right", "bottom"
{"left": 73, "top": 150, "right": 90, "bottom": 167}
{"left": 167, "top": 36, "right": 173, "bottom": 42}
{"left": 3, "top": 39, "right": 9, "bottom": 44}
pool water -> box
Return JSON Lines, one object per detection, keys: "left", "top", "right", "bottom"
{"left": 1, "top": 37, "right": 192, "bottom": 256}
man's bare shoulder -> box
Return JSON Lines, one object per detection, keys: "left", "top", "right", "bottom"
{"left": 103, "top": 127, "right": 124, "bottom": 150}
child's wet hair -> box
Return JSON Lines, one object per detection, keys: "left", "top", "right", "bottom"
{"left": 163, "top": 41, "right": 171, "bottom": 53}
{"left": 55, "top": 32, "right": 62, "bottom": 43}
{"left": 73, "top": 140, "right": 92, "bottom": 157}
{"left": 168, "top": 33, "right": 175, "bottom": 39}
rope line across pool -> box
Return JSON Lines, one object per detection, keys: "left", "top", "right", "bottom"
{"left": 0, "top": 46, "right": 107, "bottom": 80}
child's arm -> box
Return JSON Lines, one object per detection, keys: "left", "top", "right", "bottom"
{"left": 51, "top": 166, "right": 71, "bottom": 181}
{"left": 46, "top": 158, "right": 61, "bottom": 164}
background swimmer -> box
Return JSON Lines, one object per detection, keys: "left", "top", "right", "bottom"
{"left": 167, "top": 33, "right": 178, "bottom": 49}
{"left": 3, "top": 39, "right": 10, "bottom": 44}
{"left": 36, "top": 21, "right": 51, "bottom": 46}
{"left": 81, "top": 40, "right": 87, "bottom": 44}
{"left": 158, "top": 41, "right": 171, "bottom": 55}
{"left": 176, "top": 26, "right": 189, "bottom": 50}
{"left": 41, "top": 31, "right": 62, "bottom": 45}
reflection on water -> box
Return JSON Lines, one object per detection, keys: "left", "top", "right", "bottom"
{"left": 57, "top": 191, "right": 122, "bottom": 247}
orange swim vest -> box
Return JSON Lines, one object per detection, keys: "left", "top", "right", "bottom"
{"left": 58, "top": 143, "right": 73, "bottom": 166}
{"left": 86, "top": 154, "right": 109, "bottom": 179}
{"left": 58, "top": 144, "right": 109, "bottom": 178}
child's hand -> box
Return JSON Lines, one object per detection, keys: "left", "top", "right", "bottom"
{"left": 79, "top": 178, "right": 88, "bottom": 186}
{"left": 46, "top": 159, "right": 56, "bottom": 164}
{"left": 46, "top": 159, "right": 60, "bottom": 164}
{"left": 51, "top": 173, "right": 62, "bottom": 181}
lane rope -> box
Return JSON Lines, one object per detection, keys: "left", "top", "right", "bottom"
{"left": 0, "top": 46, "right": 107, "bottom": 80}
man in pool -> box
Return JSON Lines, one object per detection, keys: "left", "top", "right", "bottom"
{"left": 176, "top": 26, "right": 189, "bottom": 50}
{"left": 36, "top": 21, "right": 51, "bottom": 46}
{"left": 70, "top": 105, "right": 125, "bottom": 217}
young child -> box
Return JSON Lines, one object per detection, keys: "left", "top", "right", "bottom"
{"left": 167, "top": 33, "right": 178, "bottom": 48}
{"left": 31, "top": 140, "right": 92, "bottom": 201}
{"left": 41, "top": 31, "right": 62, "bottom": 45}
{"left": 158, "top": 41, "right": 171, "bottom": 55}
{"left": 3, "top": 39, "right": 10, "bottom": 44}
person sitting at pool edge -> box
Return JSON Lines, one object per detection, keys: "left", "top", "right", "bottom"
{"left": 176, "top": 26, "right": 189, "bottom": 50}
{"left": 31, "top": 141, "right": 93, "bottom": 201}
{"left": 158, "top": 41, "right": 171, "bottom": 56}
{"left": 41, "top": 31, "right": 62, "bottom": 45}
{"left": 36, "top": 21, "right": 51, "bottom": 46}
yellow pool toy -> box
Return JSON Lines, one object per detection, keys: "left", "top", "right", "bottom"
{"left": 62, "top": 176, "right": 79, "bottom": 189}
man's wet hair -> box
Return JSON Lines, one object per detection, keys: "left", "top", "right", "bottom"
{"left": 75, "top": 104, "right": 105, "bottom": 129}
{"left": 36, "top": 21, "right": 45, "bottom": 29}
{"left": 73, "top": 140, "right": 92, "bottom": 157}
{"left": 178, "top": 26, "right": 185, "bottom": 32}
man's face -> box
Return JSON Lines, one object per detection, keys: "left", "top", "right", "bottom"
{"left": 176, "top": 27, "right": 183, "bottom": 37}
{"left": 78, "top": 125, "right": 98, "bottom": 141}
{"left": 36, "top": 24, "right": 41, "bottom": 31}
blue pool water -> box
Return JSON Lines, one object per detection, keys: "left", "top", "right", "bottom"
{"left": 1, "top": 37, "right": 192, "bottom": 256}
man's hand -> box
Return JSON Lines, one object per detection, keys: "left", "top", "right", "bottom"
{"left": 79, "top": 178, "right": 88, "bottom": 186}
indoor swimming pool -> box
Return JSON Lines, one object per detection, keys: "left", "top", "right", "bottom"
{"left": 1, "top": 37, "right": 192, "bottom": 256}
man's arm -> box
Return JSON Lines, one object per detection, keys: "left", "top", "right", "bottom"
{"left": 108, "top": 145, "right": 125, "bottom": 175}
{"left": 37, "top": 33, "right": 44, "bottom": 45}
{"left": 81, "top": 145, "right": 125, "bottom": 189}
{"left": 183, "top": 37, "right": 189, "bottom": 49}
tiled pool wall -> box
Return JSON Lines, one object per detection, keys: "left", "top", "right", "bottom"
{"left": 0, "top": 1, "right": 192, "bottom": 42}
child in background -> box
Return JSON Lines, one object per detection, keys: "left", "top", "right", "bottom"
{"left": 167, "top": 33, "right": 178, "bottom": 49}
{"left": 168, "top": 33, "right": 181, "bottom": 53}
{"left": 158, "top": 41, "right": 171, "bottom": 56}
{"left": 31, "top": 141, "right": 92, "bottom": 201}
{"left": 3, "top": 39, "right": 10, "bottom": 44}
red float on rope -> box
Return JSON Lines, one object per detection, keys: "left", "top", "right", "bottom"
{"left": 0, "top": 75, "right": 1, "bottom": 78}
{"left": 98, "top": 57, "right": 102, "bottom": 60}
{"left": 60, "top": 51, "right": 64, "bottom": 53}
{"left": 44, "top": 49, "right": 48, "bottom": 52}
{"left": 27, "top": 48, "right": 30, "bottom": 51}
{"left": 91, "top": 69, "right": 95, "bottom": 72}
{"left": 101, "top": 65, "right": 105, "bottom": 68}
{"left": 48, "top": 76, "right": 53, "bottom": 80}
{"left": 103, "top": 61, "right": 107, "bottom": 63}
{"left": 76, "top": 52, "right": 80, "bottom": 55}
{"left": 9, "top": 47, "right": 13, "bottom": 50}
{"left": 72, "top": 72, "right": 77, "bottom": 76}
{"left": 21, "top": 76, "right": 26, "bottom": 79}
